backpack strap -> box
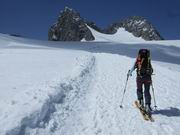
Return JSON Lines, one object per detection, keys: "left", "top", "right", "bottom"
{"left": 137, "top": 54, "right": 144, "bottom": 75}
{"left": 147, "top": 50, "right": 151, "bottom": 69}
{"left": 147, "top": 56, "right": 150, "bottom": 69}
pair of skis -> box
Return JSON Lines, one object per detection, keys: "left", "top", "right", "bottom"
{"left": 134, "top": 100, "right": 154, "bottom": 122}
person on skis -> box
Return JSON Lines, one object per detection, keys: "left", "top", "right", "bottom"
{"left": 128, "top": 49, "right": 153, "bottom": 114}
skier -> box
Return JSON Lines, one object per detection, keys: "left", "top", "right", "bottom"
{"left": 128, "top": 49, "right": 153, "bottom": 114}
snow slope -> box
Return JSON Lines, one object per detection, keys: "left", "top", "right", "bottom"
{"left": 85, "top": 25, "right": 180, "bottom": 48}
{"left": 0, "top": 33, "right": 180, "bottom": 135}
{"left": 85, "top": 26, "right": 145, "bottom": 43}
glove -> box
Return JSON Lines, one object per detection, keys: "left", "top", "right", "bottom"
{"left": 146, "top": 68, "right": 153, "bottom": 75}
{"left": 127, "top": 70, "right": 132, "bottom": 77}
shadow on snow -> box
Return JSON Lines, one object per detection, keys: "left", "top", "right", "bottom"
{"left": 152, "top": 107, "right": 180, "bottom": 117}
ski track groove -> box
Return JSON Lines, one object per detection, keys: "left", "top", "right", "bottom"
{"left": 5, "top": 54, "right": 96, "bottom": 135}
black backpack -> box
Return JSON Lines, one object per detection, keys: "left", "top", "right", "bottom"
{"left": 137, "top": 49, "right": 152, "bottom": 75}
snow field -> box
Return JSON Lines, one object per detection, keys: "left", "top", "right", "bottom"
{"left": 23, "top": 53, "right": 180, "bottom": 135}
{"left": 81, "top": 54, "right": 180, "bottom": 135}
{"left": 4, "top": 54, "right": 96, "bottom": 135}
{"left": 0, "top": 31, "right": 180, "bottom": 135}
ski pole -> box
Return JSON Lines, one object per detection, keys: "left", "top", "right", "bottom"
{"left": 120, "top": 70, "right": 130, "bottom": 108}
{"left": 151, "top": 81, "right": 157, "bottom": 109}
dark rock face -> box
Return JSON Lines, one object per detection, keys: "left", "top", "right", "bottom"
{"left": 49, "top": 8, "right": 163, "bottom": 41}
{"left": 48, "top": 7, "right": 94, "bottom": 41}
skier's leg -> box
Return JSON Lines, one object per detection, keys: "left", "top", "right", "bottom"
{"left": 144, "top": 81, "right": 152, "bottom": 113}
{"left": 136, "top": 77, "right": 143, "bottom": 106}
{"left": 144, "top": 82, "right": 151, "bottom": 105}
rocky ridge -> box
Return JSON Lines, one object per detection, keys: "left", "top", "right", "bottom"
{"left": 48, "top": 7, "right": 163, "bottom": 41}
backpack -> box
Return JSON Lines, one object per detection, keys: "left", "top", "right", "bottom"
{"left": 136, "top": 49, "right": 152, "bottom": 76}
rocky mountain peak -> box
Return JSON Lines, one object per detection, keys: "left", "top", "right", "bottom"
{"left": 64, "top": 6, "right": 73, "bottom": 12}
{"left": 48, "top": 7, "right": 163, "bottom": 41}
{"left": 59, "top": 7, "right": 81, "bottom": 21}
{"left": 119, "top": 16, "right": 164, "bottom": 40}
{"left": 48, "top": 7, "right": 94, "bottom": 41}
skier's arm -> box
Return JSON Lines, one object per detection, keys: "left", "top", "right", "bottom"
{"left": 150, "top": 62, "right": 153, "bottom": 74}
{"left": 128, "top": 60, "right": 137, "bottom": 76}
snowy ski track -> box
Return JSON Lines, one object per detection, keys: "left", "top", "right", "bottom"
{"left": 5, "top": 53, "right": 180, "bottom": 135}
{"left": 4, "top": 54, "right": 96, "bottom": 135}
{"left": 0, "top": 34, "right": 180, "bottom": 135}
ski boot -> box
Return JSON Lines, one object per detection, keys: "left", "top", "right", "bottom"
{"left": 138, "top": 99, "right": 145, "bottom": 110}
{"left": 145, "top": 104, "right": 152, "bottom": 114}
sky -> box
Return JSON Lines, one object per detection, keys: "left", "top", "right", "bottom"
{"left": 0, "top": 0, "right": 180, "bottom": 40}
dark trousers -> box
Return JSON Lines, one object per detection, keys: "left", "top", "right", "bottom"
{"left": 136, "top": 76, "right": 152, "bottom": 105}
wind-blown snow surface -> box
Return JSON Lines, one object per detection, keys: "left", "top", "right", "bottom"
{"left": 0, "top": 33, "right": 180, "bottom": 135}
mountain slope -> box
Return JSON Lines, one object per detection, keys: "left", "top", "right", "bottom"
{"left": 85, "top": 25, "right": 144, "bottom": 42}
{"left": 0, "top": 34, "right": 180, "bottom": 135}
{"left": 110, "top": 16, "right": 163, "bottom": 40}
